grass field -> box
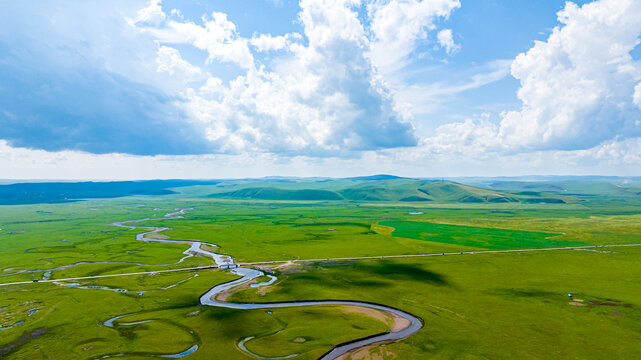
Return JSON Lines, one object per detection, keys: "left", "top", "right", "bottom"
{"left": 1, "top": 178, "right": 640, "bottom": 359}
{"left": 378, "top": 220, "right": 576, "bottom": 249}
{"left": 230, "top": 247, "right": 641, "bottom": 359}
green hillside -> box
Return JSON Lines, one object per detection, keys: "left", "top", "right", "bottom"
{"left": 207, "top": 179, "right": 574, "bottom": 204}
{"left": 207, "top": 187, "right": 343, "bottom": 200}
{"left": 487, "top": 179, "right": 641, "bottom": 197}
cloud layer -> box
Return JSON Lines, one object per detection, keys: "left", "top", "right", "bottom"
{"left": 498, "top": 0, "right": 641, "bottom": 151}
{"left": 0, "top": 1, "right": 218, "bottom": 155}
{"left": 427, "top": 0, "right": 641, "bottom": 155}
{"left": 1, "top": 0, "right": 640, "bottom": 178}
{"left": 0, "top": 0, "right": 464, "bottom": 156}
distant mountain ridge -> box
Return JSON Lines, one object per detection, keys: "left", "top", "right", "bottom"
{"left": 343, "top": 174, "right": 407, "bottom": 181}
{"left": 207, "top": 179, "right": 572, "bottom": 204}
{"left": 207, "top": 187, "right": 342, "bottom": 201}
{"left": 5, "top": 176, "right": 635, "bottom": 205}
{"left": 0, "top": 180, "right": 220, "bottom": 205}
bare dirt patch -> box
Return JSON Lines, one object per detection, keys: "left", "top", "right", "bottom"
{"left": 390, "top": 313, "right": 411, "bottom": 332}
{"left": 336, "top": 344, "right": 396, "bottom": 360}
{"left": 187, "top": 250, "right": 211, "bottom": 257}
{"left": 256, "top": 285, "right": 275, "bottom": 296}
{"left": 144, "top": 233, "right": 169, "bottom": 240}
{"left": 341, "top": 306, "right": 410, "bottom": 332}
{"left": 271, "top": 261, "right": 306, "bottom": 274}
{"left": 341, "top": 306, "right": 392, "bottom": 328}
{"left": 568, "top": 302, "right": 585, "bottom": 306}
{"left": 200, "top": 244, "right": 219, "bottom": 252}
{"left": 215, "top": 279, "right": 258, "bottom": 302}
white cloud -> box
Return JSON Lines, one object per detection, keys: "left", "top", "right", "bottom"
{"left": 497, "top": 0, "right": 641, "bottom": 151}
{"left": 437, "top": 28, "right": 459, "bottom": 55}
{"left": 250, "top": 33, "right": 303, "bottom": 52}
{"left": 1, "top": 0, "right": 463, "bottom": 159}
{"left": 583, "top": 137, "right": 641, "bottom": 164}
{"left": 156, "top": 45, "right": 203, "bottom": 81}
{"left": 132, "top": 0, "right": 166, "bottom": 26}
{"left": 364, "top": 0, "right": 462, "bottom": 120}
{"left": 251, "top": 34, "right": 288, "bottom": 52}
{"left": 368, "top": 0, "right": 461, "bottom": 75}
{"left": 132, "top": 0, "right": 417, "bottom": 156}
{"left": 3, "top": 134, "right": 640, "bottom": 181}
{"left": 417, "top": 0, "right": 641, "bottom": 160}
{"left": 426, "top": 114, "right": 500, "bottom": 156}
{"left": 170, "top": 9, "right": 183, "bottom": 19}
{"left": 138, "top": 11, "right": 255, "bottom": 70}
{"left": 634, "top": 82, "right": 641, "bottom": 108}
{"left": 4, "top": 0, "right": 641, "bottom": 178}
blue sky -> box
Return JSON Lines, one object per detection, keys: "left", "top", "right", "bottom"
{"left": 0, "top": 0, "right": 640, "bottom": 179}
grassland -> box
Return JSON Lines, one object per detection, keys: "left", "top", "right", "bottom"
{"left": 378, "top": 220, "right": 576, "bottom": 249}
{"left": 231, "top": 247, "right": 641, "bottom": 359}
{"left": 1, "top": 177, "right": 640, "bottom": 359}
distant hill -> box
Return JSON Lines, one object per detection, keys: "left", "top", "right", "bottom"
{"left": 486, "top": 179, "right": 641, "bottom": 198}
{"left": 207, "top": 187, "right": 342, "bottom": 201}
{"left": 208, "top": 179, "right": 573, "bottom": 204}
{"left": 343, "top": 174, "right": 407, "bottom": 181}
{"left": 1, "top": 177, "right": 585, "bottom": 205}
{"left": 0, "top": 180, "right": 219, "bottom": 205}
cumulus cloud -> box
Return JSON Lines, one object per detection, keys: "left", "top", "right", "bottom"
{"left": 132, "top": 0, "right": 165, "bottom": 26}
{"left": 138, "top": 11, "right": 256, "bottom": 70}
{"left": 437, "top": 29, "right": 459, "bottom": 55}
{"left": 3, "top": 0, "right": 641, "bottom": 178}
{"left": 132, "top": 0, "right": 421, "bottom": 155}
{"left": 156, "top": 45, "right": 203, "bottom": 80}
{"left": 1, "top": 0, "right": 464, "bottom": 157}
{"left": 423, "top": 0, "right": 641, "bottom": 157}
{"left": 498, "top": 0, "right": 641, "bottom": 151}
{"left": 368, "top": 0, "right": 461, "bottom": 74}
{"left": 251, "top": 34, "right": 291, "bottom": 52}
{"left": 425, "top": 114, "right": 500, "bottom": 157}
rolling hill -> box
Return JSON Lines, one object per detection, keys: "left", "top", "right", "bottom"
{"left": 206, "top": 187, "right": 343, "bottom": 201}
{"left": 0, "top": 180, "right": 220, "bottom": 205}
{"left": 207, "top": 178, "right": 574, "bottom": 204}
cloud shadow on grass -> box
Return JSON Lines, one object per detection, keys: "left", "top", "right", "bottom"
{"left": 355, "top": 262, "right": 449, "bottom": 286}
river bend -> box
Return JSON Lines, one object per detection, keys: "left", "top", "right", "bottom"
{"left": 110, "top": 208, "right": 423, "bottom": 359}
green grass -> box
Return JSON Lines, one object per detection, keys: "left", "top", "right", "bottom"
{"left": 0, "top": 270, "right": 392, "bottom": 359}
{"left": 209, "top": 187, "right": 343, "bottom": 200}
{"left": 238, "top": 306, "right": 389, "bottom": 359}
{"left": 1, "top": 178, "right": 641, "bottom": 359}
{"left": 229, "top": 247, "right": 641, "bottom": 359}
{"left": 379, "top": 220, "right": 581, "bottom": 249}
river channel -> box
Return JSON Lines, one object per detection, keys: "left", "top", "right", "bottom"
{"left": 108, "top": 208, "right": 424, "bottom": 359}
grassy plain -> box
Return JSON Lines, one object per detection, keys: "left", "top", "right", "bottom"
{"left": 1, "top": 178, "right": 641, "bottom": 359}
{"left": 231, "top": 247, "right": 641, "bottom": 359}
{"left": 378, "top": 220, "right": 574, "bottom": 249}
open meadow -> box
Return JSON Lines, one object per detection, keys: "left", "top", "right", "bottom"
{"left": 1, "top": 178, "right": 640, "bottom": 359}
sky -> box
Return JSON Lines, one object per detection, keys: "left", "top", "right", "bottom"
{"left": 0, "top": 0, "right": 640, "bottom": 180}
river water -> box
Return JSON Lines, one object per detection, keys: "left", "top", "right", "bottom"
{"left": 59, "top": 208, "right": 423, "bottom": 359}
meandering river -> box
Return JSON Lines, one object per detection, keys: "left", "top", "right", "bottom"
{"left": 109, "top": 208, "right": 423, "bottom": 359}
